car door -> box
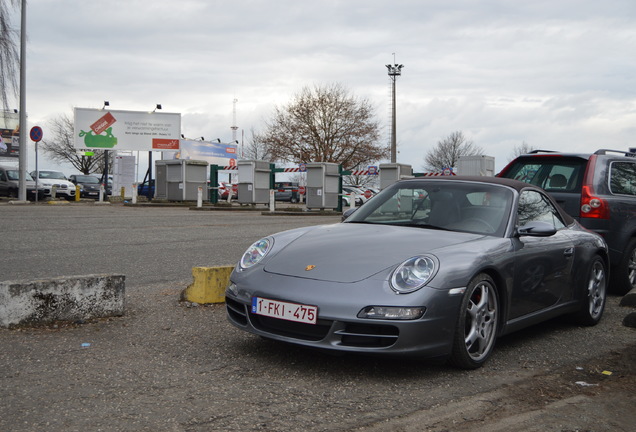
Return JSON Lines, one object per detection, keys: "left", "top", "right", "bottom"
{"left": 0, "top": 169, "right": 8, "bottom": 195}
{"left": 510, "top": 190, "right": 575, "bottom": 319}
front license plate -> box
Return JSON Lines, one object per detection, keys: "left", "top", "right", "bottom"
{"left": 252, "top": 297, "right": 318, "bottom": 324}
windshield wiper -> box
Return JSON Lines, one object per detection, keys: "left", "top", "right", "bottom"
{"left": 395, "top": 222, "right": 451, "bottom": 231}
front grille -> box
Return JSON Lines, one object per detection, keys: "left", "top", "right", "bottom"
{"left": 249, "top": 312, "right": 331, "bottom": 341}
{"left": 335, "top": 323, "right": 399, "bottom": 348}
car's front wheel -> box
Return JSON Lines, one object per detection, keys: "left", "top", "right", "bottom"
{"left": 613, "top": 238, "right": 636, "bottom": 295}
{"left": 573, "top": 256, "right": 607, "bottom": 325}
{"left": 450, "top": 273, "right": 499, "bottom": 369}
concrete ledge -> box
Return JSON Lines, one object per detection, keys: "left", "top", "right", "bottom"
{"left": 181, "top": 266, "right": 233, "bottom": 304}
{"left": 619, "top": 288, "right": 636, "bottom": 307}
{"left": 0, "top": 274, "right": 125, "bottom": 328}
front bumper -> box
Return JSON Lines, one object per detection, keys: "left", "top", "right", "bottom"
{"left": 225, "top": 268, "right": 462, "bottom": 358}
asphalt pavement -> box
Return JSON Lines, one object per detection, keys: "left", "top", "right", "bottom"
{"left": 0, "top": 202, "right": 634, "bottom": 431}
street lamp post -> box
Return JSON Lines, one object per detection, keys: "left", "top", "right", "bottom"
{"left": 386, "top": 62, "right": 404, "bottom": 164}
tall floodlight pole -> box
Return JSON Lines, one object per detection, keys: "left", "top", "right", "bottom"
{"left": 18, "top": 0, "right": 27, "bottom": 201}
{"left": 386, "top": 61, "right": 404, "bottom": 163}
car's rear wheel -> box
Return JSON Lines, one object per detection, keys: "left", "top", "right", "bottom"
{"left": 573, "top": 255, "right": 606, "bottom": 326}
{"left": 613, "top": 238, "right": 636, "bottom": 295}
{"left": 450, "top": 273, "right": 499, "bottom": 369}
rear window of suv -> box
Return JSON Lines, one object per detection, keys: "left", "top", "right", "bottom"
{"left": 500, "top": 156, "right": 587, "bottom": 192}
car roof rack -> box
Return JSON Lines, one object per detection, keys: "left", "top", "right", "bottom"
{"left": 527, "top": 150, "right": 559, "bottom": 154}
{"left": 594, "top": 149, "right": 636, "bottom": 157}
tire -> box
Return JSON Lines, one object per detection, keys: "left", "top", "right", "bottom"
{"left": 8, "top": 188, "right": 17, "bottom": 198}
{"left": 612, "top": 238, "right": 636, "bottom": 295}
{"left": 573, "top": 256, "right": 607, "bottom": 326}
{"left": 450, "top": 274, "right": 499, "bottom": 369}
{"left": 290, "top": 197, "right": 298, "bottom": 204}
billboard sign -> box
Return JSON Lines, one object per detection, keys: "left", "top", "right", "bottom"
{"left": 74, "top": 108, "right": 181, "bottom": 152}
{"left": 0, "top": 110, "right": 19, "bottom": 158}
{"left": 171, "top": 139, "right": 238, "bottom": 165}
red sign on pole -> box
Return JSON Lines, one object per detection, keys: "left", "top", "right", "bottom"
{"left": 299, "top": 186, "right": 306, "bottom": 194}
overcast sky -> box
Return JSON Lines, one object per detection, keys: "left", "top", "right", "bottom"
{"left": 9, "top": 0, "right": 636, "bottom": 173}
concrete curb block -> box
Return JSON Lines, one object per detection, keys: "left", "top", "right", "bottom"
{"left": 181, "top": 266, "right": 233, "bottom": 304}
{"left": 619, "top": 288, "right": 636, "bottom": 307}
{"left": 0, "top": 274, "right": 125, "bottom": 328}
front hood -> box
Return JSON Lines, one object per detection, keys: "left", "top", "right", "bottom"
{"left": 263, "top": 223, "right": 484, "bottom": 283}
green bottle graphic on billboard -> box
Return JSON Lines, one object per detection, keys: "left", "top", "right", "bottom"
{"left": 79, "top": 111, "right": 118, "bottom": 148}
{"left": 79, "top": 127, "right": 118, "bottom": 148}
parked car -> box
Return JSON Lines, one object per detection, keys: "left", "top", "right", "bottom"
{"left": 498, "top": 149, "right": 636, "bottom": 294}
{"left": 68, "top": 174, "right": 102, "bottom": 199}
{"left": 93, "top": 174, "right": 113, "bottom": 196}
{"left": 217, "top": 182, "right": 238, "bottom": 200}
{"left": 274, "top": 186, "right": 301, "bottom": 203}
{"left": 137, "top": 180, "right": 155, "bottom": 199}
{"left": 0, "top": 165, "right": 40, "bottom": 200}
{"left": 342, "top": 185, "right": 367, "bottom": 206}
{"left": 29, "top": 170, "right": 76, "bottom": 200}
{"left": 226, "top": 176, "right": 608, "bottom": 369}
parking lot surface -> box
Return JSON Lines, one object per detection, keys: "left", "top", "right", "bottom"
{"left": 1, "top": 203, "right": 634, "bottom": 431}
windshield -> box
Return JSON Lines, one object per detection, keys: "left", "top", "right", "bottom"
{"left": 39, "top": 171, "right": 66, "bottom": 180}
{"left": 75, "top": 175, "right": 100, "bottom": 184}
{"left": 7, "top": 170, "right": 34, "bottom": 181}
{"left": 345, "top": 180, "right": 513, "bottom": 237}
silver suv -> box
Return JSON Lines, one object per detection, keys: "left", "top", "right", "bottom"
{"left": 498, "top": 149, "right": 636, "bottom": 294}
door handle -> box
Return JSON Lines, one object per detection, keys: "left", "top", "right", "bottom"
{"left": 563, "top": 247, "right": 574, "bottom": 257}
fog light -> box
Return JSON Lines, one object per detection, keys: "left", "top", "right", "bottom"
{"left": 226, "top": 282, "right": 238, "bottom": 297}
{"left": 357, "top": 306, "right": 426, "bottom": 320}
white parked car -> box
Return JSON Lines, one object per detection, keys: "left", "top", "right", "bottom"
{"left": 30, "top": 170, "right": 76, "bottom": 200}
{"left": 342, "top": 185, "right": 368, "bottom": 206}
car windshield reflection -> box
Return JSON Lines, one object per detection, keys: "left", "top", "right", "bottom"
{"left": 345, "top": 180, "right": 513, "bottom": 236}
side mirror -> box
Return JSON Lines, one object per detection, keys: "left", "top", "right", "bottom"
{"left": 517, "top": 221, "right": 557, "bottom": 237}
{"left": 342, "top": 207, "right": 357, "bottom": 221}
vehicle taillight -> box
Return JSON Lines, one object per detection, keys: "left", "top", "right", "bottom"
{"left": 580, "top": 185, "right": 609, "bottom": 219}
{"left": 580, "top": 155, "right": 609, "bottom": 219}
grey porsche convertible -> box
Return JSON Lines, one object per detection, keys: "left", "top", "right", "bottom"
{"left": 225, "top": 176, "right": 608, "bottom": 368}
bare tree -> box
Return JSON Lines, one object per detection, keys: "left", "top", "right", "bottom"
{"left": 41, "top": 113, "right": 112, "bottom": 174}
{"left": 0, "top": 0, "right": 19, "bottom": 111}
{"left": 242, "top": 127, "right": 274, "bottom": 161}
{"left": 423, "top": 131, "right": 483, "bottom": 172}
{"left": 508, "top": 141, "right": 535, "bottom": 161}
{"left": 261, "top": 83, "right": 388, "bottom": 170}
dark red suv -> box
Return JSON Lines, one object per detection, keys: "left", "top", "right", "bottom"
{"left": 498, "top": 149, "right": 636, "bottom": 294}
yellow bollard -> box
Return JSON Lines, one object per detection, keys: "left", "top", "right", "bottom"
{"left": 75, "top": 185, "right": 80, "bottom": 202}
{"left": 120, "top": 186, "right": 125, "bottom": 199}
{"left": 181, "top": 266, "right": 234, "bottom": 304}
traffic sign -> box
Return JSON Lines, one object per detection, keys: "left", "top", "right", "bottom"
{"left": 30, "top": 126, "right": 43, "bottom": 142}
{"left": 298, "top": 186, "right": 306, "bottom": 194}
{"left": 364, "top": 189, "right": 372, "bottom": 199}
{"left": 299, "top": 163, "right": 307, "bottom": 172}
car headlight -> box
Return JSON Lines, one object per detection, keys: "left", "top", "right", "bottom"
{"left": 390, "top": 256, "right": 437, "bottom": 293}
{"left": 239, "top": 237, "right": 273, "bottom": 270}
